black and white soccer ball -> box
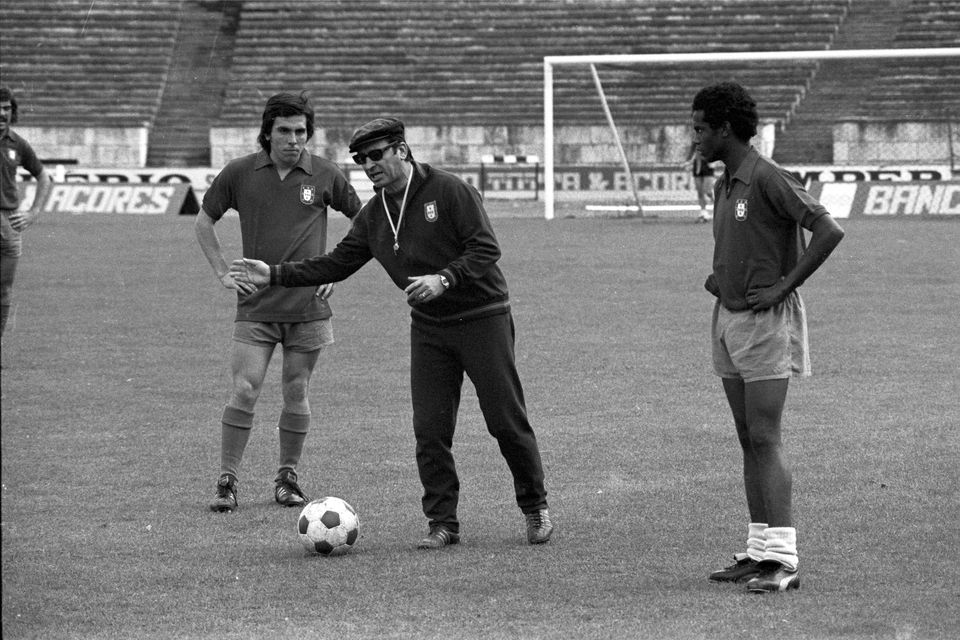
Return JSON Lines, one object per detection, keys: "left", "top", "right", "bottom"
{"left": 297, "top": 497, "right": 359, "bottom": 556}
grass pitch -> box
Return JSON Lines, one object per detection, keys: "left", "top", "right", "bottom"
{"left": 2, "top": 209, "right": 958, "bottom": 639}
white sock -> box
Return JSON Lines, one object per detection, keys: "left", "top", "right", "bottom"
{"left": 763, "top": 526, "right": 798, "bottom": 571}
{"left": 746, "top": 522, "right": 767, "bottom": 562}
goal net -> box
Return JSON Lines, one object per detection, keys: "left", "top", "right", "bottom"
{"left": 542, "top": 48, "right": 960, "bottom": 220}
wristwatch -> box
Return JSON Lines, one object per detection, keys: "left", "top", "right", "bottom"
{"left": 438, "top": 274, "right": 450, "bottom": 289}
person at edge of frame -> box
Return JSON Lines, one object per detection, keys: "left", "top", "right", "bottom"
{"left": 685, "top": 140, "right": 717, "bottom": 222}
{"left": 1, "top": 85, "right": 54, "bottom": 343}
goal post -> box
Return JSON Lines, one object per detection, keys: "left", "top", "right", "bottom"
{"left": 543, "top": 48, "right": 960, "bottom": 220}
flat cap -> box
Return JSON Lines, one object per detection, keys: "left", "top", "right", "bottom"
{"left": 348, "top": 117, "right": 405, "bottom": 152}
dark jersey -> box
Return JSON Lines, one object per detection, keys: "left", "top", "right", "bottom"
{"left": 712, "top": 147, "right": 829, "bottom": 311}
{"left": 203, "top": 149, "right": 361, "bottom": 322}
{"left": 1, "top": 129, "right": 44, "bottom": 210}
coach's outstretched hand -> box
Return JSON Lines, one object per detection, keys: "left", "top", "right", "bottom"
{"left": 229, "top": 258, "right": 271, "bottom": 288}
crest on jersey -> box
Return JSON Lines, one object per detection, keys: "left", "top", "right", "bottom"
{"left": 735, "top": 199, "right": 748, "bottom": 221}
{"left": 300, "top": 184, "right": 316, "bottom": 205}
{"left": 424, "top": 201, "right": 438, "bottom": 222}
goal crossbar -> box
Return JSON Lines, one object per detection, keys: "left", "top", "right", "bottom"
{"left": 542, "top": 47, "right": 960, "bottom": 220}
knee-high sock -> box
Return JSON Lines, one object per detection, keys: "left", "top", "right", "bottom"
{"left": 278, "top": 410, "right": 311, "bottom": 473}
{"left": 746, "top": 522, "right": 768, "bottom": 562}
{"left": 763, "top": 526, "right": 798, "bottom": 571}
{"left": 220, "top": 406, "right": 254, "bottom": 478}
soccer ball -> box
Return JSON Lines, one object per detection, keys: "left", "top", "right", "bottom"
{"left": 297, "top": 497, "right": 360, "bottom": 556}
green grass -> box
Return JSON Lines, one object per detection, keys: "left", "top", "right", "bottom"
{"left": 2, "top": 209, "right": 958, "bottom": 639}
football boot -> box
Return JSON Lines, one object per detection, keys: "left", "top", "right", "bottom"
{"left": 274, "top": 469, "right": 308, "bottom": 507}
{"left": 709, "top": 556, "right": 762, "bottom": 583}
{"left": 746, "top": 561, "right": 800, "bottom": 593}
{"left": 417, "top": 525, "right": 460, "bottom": 549}
{"left": 524, "top": 508, "right": 554, "bottom": 544}
{"left": 210, "top": 473, "right": 238, "bottom": 512}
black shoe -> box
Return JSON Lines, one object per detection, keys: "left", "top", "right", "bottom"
{"left": 210, "top": 473, "right": 238, "bottom": 512}
{"left": 524, "top": 509, "right": 554, "bottom": 544}
{"left": 274, "top": 469, "right": 308, "bottom": 507}
{"left": 709, "top": 556, "right": 761, "bottom": 583}
{"left": 746, "top": 561, "right": 800, "bottom": 593}
{"left": 417, "top": 525, "right": 460, "bottom": 549}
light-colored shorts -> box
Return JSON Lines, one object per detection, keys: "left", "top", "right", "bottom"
{"left": 712, "top": 291, "right": 810, "bottom": 382}
{"left": 233, "top": 319, "right": 334, "bottom": 353}
{"left": 1, "top": 211, "right": 23, "bottom": 258}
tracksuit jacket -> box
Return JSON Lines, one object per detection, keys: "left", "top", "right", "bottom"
{"left": 271, "top": 161, "right": 511, "bottom": 323}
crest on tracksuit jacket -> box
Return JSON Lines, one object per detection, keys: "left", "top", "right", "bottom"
{"left": 424, "top": 201, "right": 438, "bottom": 222}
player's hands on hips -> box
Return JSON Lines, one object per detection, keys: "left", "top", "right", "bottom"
{"left": 746, "top": 281, "right": 786, "bottom": 311}
{"left": 315, "top": 283, "right": 335, "bottom": 300}
{"left": 405, "top": 275, "right": 445, "bottom": 305}
{"left": 8, "top": 210, "right": 38, "bottom": 232}
{"left": 219, "top": 271, "right": 258, "bottom": 296}
{"left": 704, "top": 274, "right": 720, "bottom": 297}
{"left": 228, "top": 258, "right": 271, "bottom": 289}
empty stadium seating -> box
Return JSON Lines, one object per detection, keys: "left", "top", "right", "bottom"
{"left": 0, "top": 0, "right": 957, "bottom": 166}
{"left": 216, "top": 0, "right": 850, "bottom": 129}
{"left": 0, "top": 0, "right": 180, "bottom": 126}
{"left": 849, "top": 0, "right": 960, "bottom": 120}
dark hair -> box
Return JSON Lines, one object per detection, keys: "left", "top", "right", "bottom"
{"left": 257, "top": 92, "right": 314, "bottom": 152}
{"left": 0, "top": 86, "right": 19, "bottom": 124}
{"left": 691, "top": 82, "right": 758, "bottom": 142}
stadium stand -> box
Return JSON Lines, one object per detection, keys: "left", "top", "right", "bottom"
{"left": 772, "top": 0, "right": 960, "bottom": 162}
{"left": 145, "top": 1, "right": 241, "bottom": 167}
{"left": 0, "top": 0, "right": 956, "bottom": 166}
{"left": 217, "top": 0, "right": 850, "bottom": 129}
{"left": 0, "top": 0, "right": 180, "bottom": 126}
{"left": 853, "top": 0, "right": 960, "bottom": 120}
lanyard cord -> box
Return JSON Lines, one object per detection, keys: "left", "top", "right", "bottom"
{"left": 381, "top": 171, "right": 412, "bottom": 254}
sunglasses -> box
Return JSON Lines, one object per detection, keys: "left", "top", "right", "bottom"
{"left": 352, "top": 143, "right": 398, "bottom": 165}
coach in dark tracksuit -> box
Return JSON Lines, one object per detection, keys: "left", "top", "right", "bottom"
{"left": 230, "top": 117, "right": 553, "bottom": 549}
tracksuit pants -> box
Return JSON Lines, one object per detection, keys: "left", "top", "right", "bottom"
{"left": 410, "top": 309, "right": 548, "bottom": 532}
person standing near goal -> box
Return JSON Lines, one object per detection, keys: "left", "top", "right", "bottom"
{"left": 692, "top": 82, "right": 844, "bottom": 592}
{"left": 1, "top": 86, "right": 53, "bottom": 340}
{"left": 229, "top": 117, "right": 554, "bottom": 548}
{"left": 196, "top": 92, "right": 361, "bottom": 512}
{"left": 684, "top": 141, "right": 716, "bottom": 223}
